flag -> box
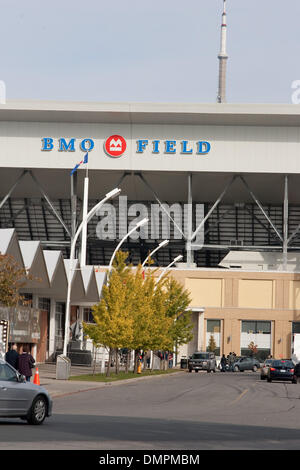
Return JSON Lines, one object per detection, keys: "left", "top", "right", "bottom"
{"left": 70, "top": 153, "right": 88, "bottom": 175}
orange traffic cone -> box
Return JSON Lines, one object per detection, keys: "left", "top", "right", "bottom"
{"left": 33, "top": 367, "right": 40, "bottom": 386}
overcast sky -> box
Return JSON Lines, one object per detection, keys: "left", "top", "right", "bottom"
{"left": 0, "top": 0, "right": 299, "bottom": 104}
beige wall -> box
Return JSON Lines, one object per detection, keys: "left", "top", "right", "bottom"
{"left": 169, "top": 268, "right": 300, "bottom": 359}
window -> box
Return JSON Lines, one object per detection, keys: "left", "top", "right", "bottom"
{"left": 207, "top": 320, "right": 220, "bottom": 333}
{"left": 83, "top": 308, "right": 95, "bottom": 324}
{"left": 242, "top": 321, "right": 271, "bottom": 334}
{"left": 39, "top": 298, "right": 50, "bottom": 312}
{"left": 0, "top": 364, "right": 17, "bottom": 382}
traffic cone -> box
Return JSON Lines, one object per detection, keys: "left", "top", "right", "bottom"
{"left": 33, "top": 367, "right": 40, "bottom": 386}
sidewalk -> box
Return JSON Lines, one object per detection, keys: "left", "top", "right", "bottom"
{"left": 36, "top": 363, "right": 185, "bottom": 399}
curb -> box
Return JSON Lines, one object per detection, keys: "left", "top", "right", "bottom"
{"left": 49, "top": 370, "right": 185, "bottom": 398}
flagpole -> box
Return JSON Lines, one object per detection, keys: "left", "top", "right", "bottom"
{"left": 80, "top": 153, "right": 89, "bottom": 267}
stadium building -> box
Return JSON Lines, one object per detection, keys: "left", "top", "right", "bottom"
{"left": 1, "top": 1, "right": 300, "bottom": 363}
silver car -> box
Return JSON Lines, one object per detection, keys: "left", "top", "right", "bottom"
{"left": 0, "top": 359, "right": 52, "bottom": 425}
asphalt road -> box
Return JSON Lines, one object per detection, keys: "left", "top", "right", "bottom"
{"left": 1, "top": 370, "right": 300, "bottom": 450}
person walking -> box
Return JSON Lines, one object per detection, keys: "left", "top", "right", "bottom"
{"left": 18, "top": 345, "right": 35, "bottom": 382}
{"left": 5, "top": 343, "right": 19, "bottom": 370}
{"left": 220, "top": 354, "right": 227, "bottom": 372}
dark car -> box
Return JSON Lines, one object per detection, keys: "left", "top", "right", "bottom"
{"left": 233, "top": 356, "right": 260, "bottom": 372}
{"left": 267, "top": 359, "right": 297, "bottom": 383}
{"left": 0, "top": 359, "right": 52, "bottom": 424}
{"left": 188, "top": 352, "right": 216, "bottom": 373}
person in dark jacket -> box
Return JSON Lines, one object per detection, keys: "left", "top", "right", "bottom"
{"left": 5, "top": 343, "right": 19, "bottom": 370}
{"left": 18, "top": 345, "right": 35, "bottom": 382}
{"left": 220, "top": 354, "right": 227, "bottom": 372}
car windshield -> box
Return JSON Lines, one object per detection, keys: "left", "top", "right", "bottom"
{"left": 272, "top": 360, "right": 294, "bottom": 368}
{"left": 192, "top": 353, "right": 209, "bottom": 360}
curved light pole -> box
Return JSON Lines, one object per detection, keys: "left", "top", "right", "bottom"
{"left": 61, "top": 187, "right": 121, "bottom": 358}
{"left": 156, "top": 254, "right": 183, "bottom": 285}
{"left": 107, "top": 217, "right": 149, "bottom": 280}
{"left": 141, "top": 239, "right": 169, "bottom": 268}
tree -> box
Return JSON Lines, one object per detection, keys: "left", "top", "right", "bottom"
{"left": 83, "top": 251, "right": 194, "bottom": 375}
{"left": 248, "top": 341, "right": 258, "bottom": 357}
{"left": 207, "top": 334, "right": 217, "bottom": 353}
{"left": 162, "top": 277, "right": 194, "bottom": 365}
{"left": 0, "top": 253, "right": 28, "bottom": 306}
{"left": 89, "top": 251, "right": 134, "bottom": 376}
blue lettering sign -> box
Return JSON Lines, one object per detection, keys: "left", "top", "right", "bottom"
{"left": 58, "top": 138, "right": 76, "bottom": 152}
{"left": 165, "top": 140, "right": 176, "bottom": 154}
{"left": 197, "top": 141, "right": 211, "bottom": 154}
{"left": 137, "top": 140, "right": 149, "bottom": 153}
{"left": 80, "top": 138, "right": 94, "bottom": 152}
{"left": 41, "top": 137, "right": 54, "bottom": 151}
{"left": 152, "top": 140, "right": 160, "bottom": 154}
{"left": 181, "top": 141, "right": 193, "bottom": 154}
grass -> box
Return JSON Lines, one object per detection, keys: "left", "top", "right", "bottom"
{"left": 69, "top": 368, "right": 182, "bottom": 382}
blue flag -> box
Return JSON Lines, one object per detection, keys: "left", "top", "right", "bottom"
{"left": 70, "top": 153, "right": 88, "bottom": 175}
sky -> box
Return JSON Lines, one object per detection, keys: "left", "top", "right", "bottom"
{"left": 0, "top": 0, "right": 299, "bottom": 104}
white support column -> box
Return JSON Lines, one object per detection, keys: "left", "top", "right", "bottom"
{"left": 49, "top": 299, "right": 56, "bottom": 358}
{"left": 197, "top": 310, "right": 205, "bottom": 351}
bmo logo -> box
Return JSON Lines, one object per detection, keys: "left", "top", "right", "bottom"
{"left": 104, "top": 135, "right": 127, "bottom": 158}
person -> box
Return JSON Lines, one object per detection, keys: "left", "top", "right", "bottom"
{"left": 5, "top": 343, "right": 19, "bottom": 370}
{"left": 18, "top": 345, "right": 35, "bottom": 382}
{"left": 220, "top": 354, "right": 227, "bottom": 372}
{"left": 227, "top": 352, "right": 234, "bottom": 372}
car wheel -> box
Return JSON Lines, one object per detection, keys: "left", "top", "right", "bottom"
{"left": 292, "top": 377, "right": 297, "bottom": 384}
{"left": 27, "top": 395, "right": 47, "bottom": 425}
{"left": 195, "top": 370, "right": 199, "bottom": 373}
{"left": 188, "top": 369, "right": 192, "bottom": 373}
{"left": 267, "top": 378, "right": 272, "bottom": 383}
{"left": 260, "top": 375, "right": 265, "bottom": 380}
{"left": 253, "top": 365, "right": 258, "bottom": 372}
{"left": 234, "top": 366, "right": 239, "bottom": 372}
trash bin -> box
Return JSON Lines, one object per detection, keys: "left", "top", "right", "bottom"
{"left": 56, "top": 355, "right": 71, "bottom": 380}
{"left": 180, "top": 357, "right": 188, "bottom": 369}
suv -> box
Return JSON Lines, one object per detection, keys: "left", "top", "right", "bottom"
{"left": 188, "top": 352, "right": 216, "bottom": 373}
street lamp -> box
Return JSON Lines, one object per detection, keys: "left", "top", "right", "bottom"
{"left": 107, "top": 217, "right": 149, "bottom": 279}
{"left": 141, "top": 239, "right": 169, "bottom": 268}
{"left": 62, "top": 187, "right": 121, "bottom": 358}
{"left": 156, "top": 254, "right": 183, "bottom": 284}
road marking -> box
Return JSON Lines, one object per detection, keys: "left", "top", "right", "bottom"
{"left": 231, "top": 388, "right": 249, "bottom": 405}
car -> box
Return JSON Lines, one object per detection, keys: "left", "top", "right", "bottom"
{"left": 267, "top": 359, "right": 297, "bottom": 383}
{"left": 294, "top": 362, "right": 300, "bottom": 380}
{"left": 233, "top": 356, "right": 260, "bottom": 372}
{"left": 0, "top": 359, "right": 52, "bottom": 425}
{"left": 188, "top": 352, "right": 216, "bottom": 373}
{"left": 260, "top": 358, "right": 274, "bottom": 380}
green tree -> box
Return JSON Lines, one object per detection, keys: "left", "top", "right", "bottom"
{"left": 0, "top": 253, "right": 28, "bottom": 306}
{"left": 207, "top": 334, "right": 217, "bottom": 353}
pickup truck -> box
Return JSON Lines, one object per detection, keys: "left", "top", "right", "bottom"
{"left": 188, "top": 351, "right": 217, "bottom": 373}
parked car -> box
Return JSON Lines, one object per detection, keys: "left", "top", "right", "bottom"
{"left": 0, "top": 359, "right": 52, "bottom": 424}
{"left": 267, "top": 359, "right": 297, "bottom": 383}
{"left": 260, "top": 358, "right": 274, "bottom": 380}
{"left": 188, "top": 352, "right": 216, "bottom": 373}
{"left": 294, "top": 362, "right": 300, "bottom": 380}
{"left": 233, "top": 356, "right": 260, "bottom": 372}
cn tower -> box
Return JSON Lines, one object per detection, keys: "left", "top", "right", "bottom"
{"left": 217, "top": 0, "right": 228, "bottom": 103}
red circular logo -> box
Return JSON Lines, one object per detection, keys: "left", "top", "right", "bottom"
{"left": 104, "top": 135, "right": 127, "bottom": 158}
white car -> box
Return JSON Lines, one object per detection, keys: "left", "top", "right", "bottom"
{"left": 0, "top": 359, "right": 52, "bottom": 425}
{"left": 260, "top": 359, "right": 274, "bottom": 380}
